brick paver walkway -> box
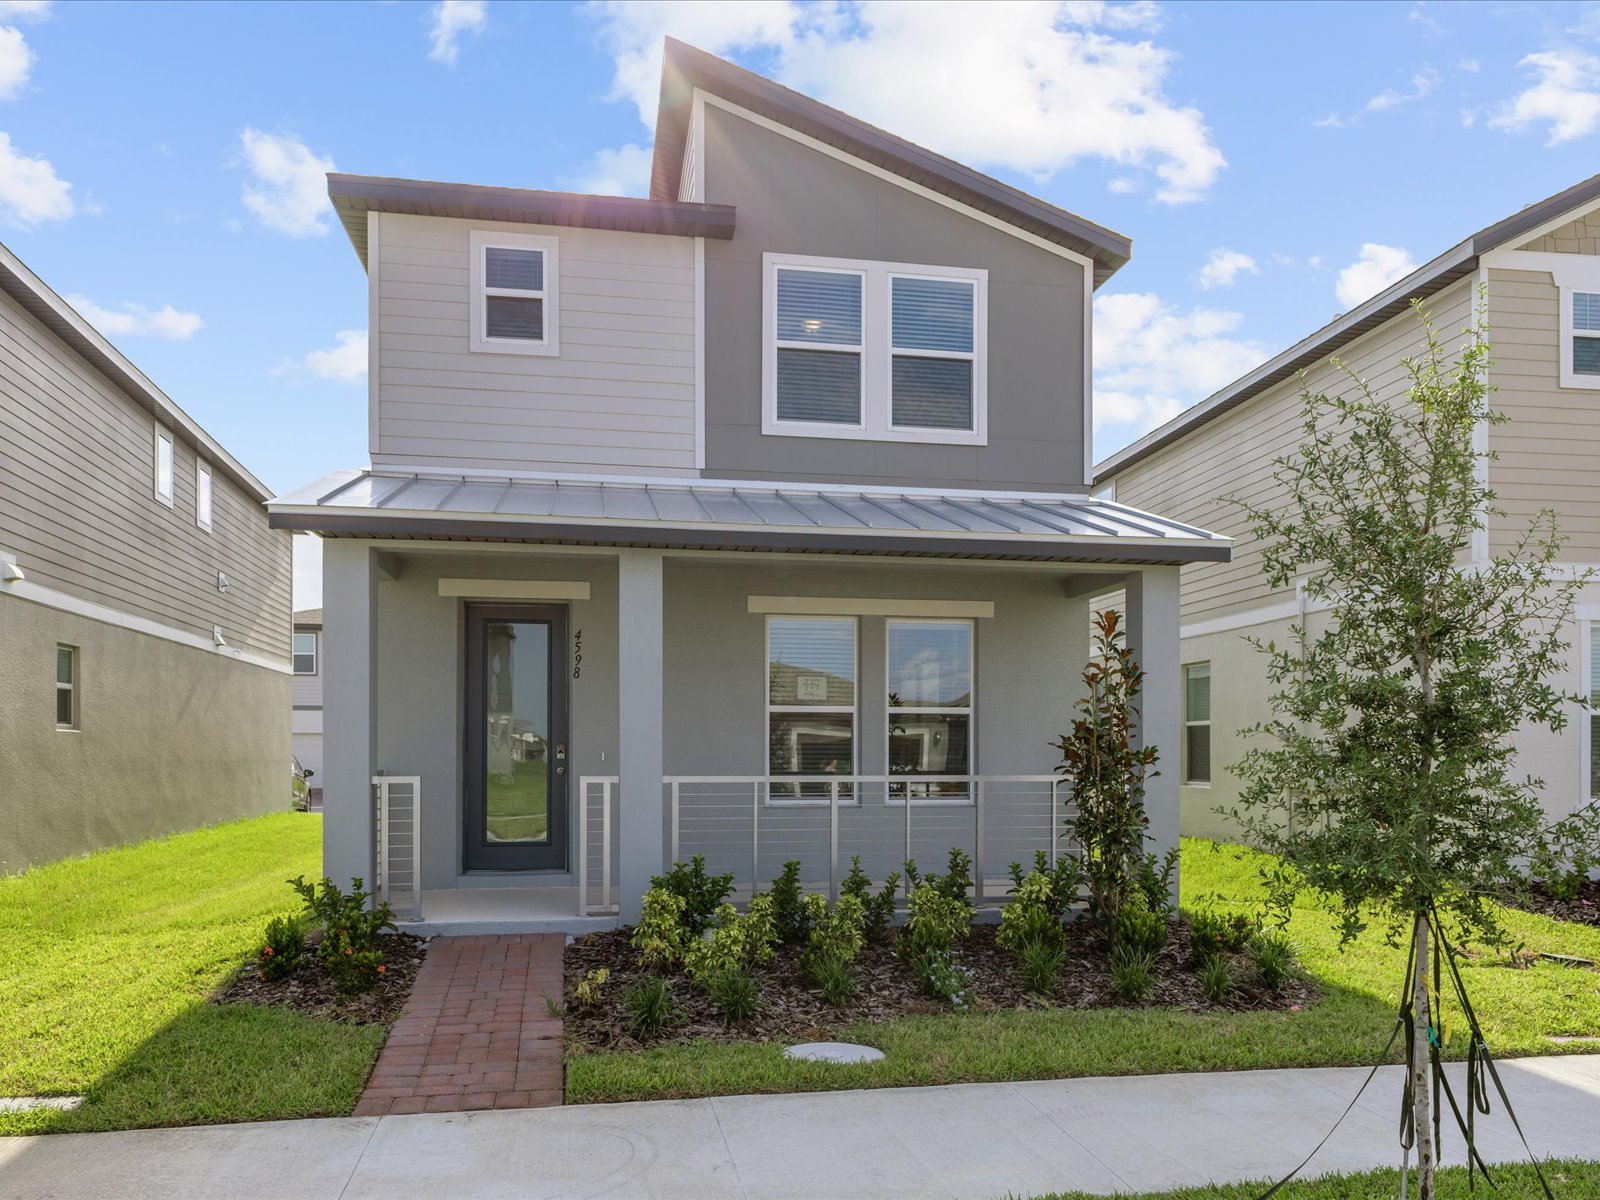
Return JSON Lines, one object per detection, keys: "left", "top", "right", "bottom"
{"left": 353, "top": 933, "right": 565, "bottom": 1117}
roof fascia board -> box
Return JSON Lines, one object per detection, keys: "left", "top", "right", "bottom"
{"left": 1468, "top": 178, "right": 1600, "bottom": 255}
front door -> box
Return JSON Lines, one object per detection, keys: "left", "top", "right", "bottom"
{"left": 464, "top": 604, "right": 568, "bottom": 871}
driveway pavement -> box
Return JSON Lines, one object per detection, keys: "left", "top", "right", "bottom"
{"left": 2, "top": 1055, "right": 1596, "bottom": 1199}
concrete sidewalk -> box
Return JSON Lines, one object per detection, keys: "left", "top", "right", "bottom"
{"left": 3, "top": 1055, "right": 1597, "bottom": 1200}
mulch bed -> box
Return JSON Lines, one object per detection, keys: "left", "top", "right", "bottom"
{"left": 564, "top": 920, "right": 1319, "bottom": 1052}
{"left": 1512, "top": 880, "right": 1600, "bottom": 928}
{"left": 214, "top": 932, "right": 429, "bottom": 1025}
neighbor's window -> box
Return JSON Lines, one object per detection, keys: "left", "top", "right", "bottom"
{"left": 765, "top": 253, "right": 986, "bottom": 444}
{"left": 1574, "top": 292, "right": 1600, "bottom": 377}
{"left": 195, "top": 464, "right": 213, "bottom": 531}
{"left": 1590, "top": 630, "right": 1600, "bottom": 800}
{"left": 887, "top": 619, "right": 973, "bottom": 803}
{"left": 154, "top": 430, "right": 174, "bottom": 505}
{"left": 768, "top": 616, "right": 856, "bottom": 801}
{"left": 293, "top": 632, "right": 318, "bottom": 676}
{"left": 470, "top": 230, "right": 559, "bottom": 356}
{"left": 1184, "top": 663, "right": 1211, "bottom": 784}
{"left": 56, "top": 645, "right": 77, "bottom": 729}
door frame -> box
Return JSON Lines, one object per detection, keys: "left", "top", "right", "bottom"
{"left": 462, "top": 603, "right": 570, "bottom": 872}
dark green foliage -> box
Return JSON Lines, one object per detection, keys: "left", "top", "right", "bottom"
{"left": 652, "top": 855, "right": 735, "bottom": 936}
{"left": 770, "top": 860, "right": 810, "bottom": 943}
{"left": 622, "top": 974, "right": 678, "bottom": 1037}
{"left": 842, "top": 856, "right": 901, "bottom": 942}
{"left": 289, "top": 876, "right": 396, "bottom": 997}
{"left": 1108, "top": 944, "right": 1155, "bottom": 1002}
{"left": 1006, "top": 851, "right": 1082, "bottom": 918}
{"left": 1135, "top": 848, "right": 1180, "bottom": 920}
{"left": 257, "top": 913, "right": 307, "bottom": 982}
{"left": 703, "top": 966, "right": 761, "bottom": 1025}
{"left": 1186, "top": 906, "right": 1256, "bottom": 961}
{"left": 904, "top": 883, "right": 971, "bottom": 956}
{"left": 1114, "top": 888, "right": 1166, "bottom": 955}
{"left": 1199, "top": 952, "right": 1232, "bottom": 1004}
{"left": 1248, "top": 929, "right": 1296, "bottom": 990}
{"left": 1017, "top": 935, "right": 1065, "bottom": 996}
{"left": 803, "top": 951, "right": 856, "bottom": 1006}
{"left": 997, "top": 867, "right": 1068, "bottom": 955}
{"left": 905, "top": 947, "right": 971, "bottom": 1008}
{"left": 903, "top": 848, "right": 974, "bottom": 910}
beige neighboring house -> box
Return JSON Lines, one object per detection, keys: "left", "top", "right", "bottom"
{"left": 1095, "top": 173, "right": 1600, "bottom": 841}
{"left": 0, "top": 240, "right": 293, "bottom": 874}
{"left": 293, "top": 608, "right": 323, "bottom": 803}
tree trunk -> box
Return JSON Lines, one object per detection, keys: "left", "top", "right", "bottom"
{"left": 1412, "top": 910, "right": 1435, "bottom": 1200}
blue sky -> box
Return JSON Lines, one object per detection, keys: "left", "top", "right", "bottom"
{"left": 8, "top": 0, "right": 1600, "bottom": 600}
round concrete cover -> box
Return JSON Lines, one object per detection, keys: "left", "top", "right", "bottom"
{"left": 783, "top": 1041, "right": 885, "bottom": 1064}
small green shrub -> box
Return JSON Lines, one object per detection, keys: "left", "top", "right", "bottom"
{"left": 803, "top": 893, "right": 866, "bottom": 966}
{"left": 1134, "top": 847, "right": 1181, "bottom": 919}
{"left": 289, "top": 875, "right": 396, "bottom": 997}
{"left": 576, "top": 967, "right": 610, "bottom": 1007}
{"left": 842, "top": 856, "right": 901, "bottom": 942}
{"left": 652, "top": 855, "right": 735, "bottom": 935}
{"left": 905, "top": 883, "right": 971, "bottom": 956}
{"left": 1017, "top": 935, "right": 1065, "bottom": 996}
{"left": 1185, "top": 905, "right": 1256, "bottom": 960}
{"left": 631, "top": 887, "right": 690, "bottom": 967}
{"left": 1249, "top": 928, "right": 1297, "bottom": 989}
{"left": 1006, "top": 851, "right": 1082, "bottom": 918}
{"left": 257, "top": 913, "right": 307, "bottom": 982}
{"left": 905, "top": 848, "right": 975, "bottom": 911}
{"left": 1114, "top": 888, "right": 1166, "bottom": 955}
{"left": 1199, "top": 952, "right": 1233, "bottom": 1003}
{"left": 704, "top": 966, "right": 761, "bottom": 1024}
{"left": 997, "top": 870, "right": 1066, "bottom": 954}
{"left": 804, "top": 951, "right": 857, "bottom": 1006}
{"left": 684, "top": 897, "right": 778, "bottom": 985}
{"left": 770, "top": 860, "right": 810, "bottom": 943}
{"left": 905, "top": 947, "right": 972, "bottom": 1008}
{"left": 1109, "top": 943, "right": 1155, "bottom": 1002}
{"left": 622, "top": 974, "right": 678, "bottom": 1037}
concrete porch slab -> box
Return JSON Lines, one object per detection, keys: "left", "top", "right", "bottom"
{"left": 405, "top": 888, "right": 619, "bottom": 937}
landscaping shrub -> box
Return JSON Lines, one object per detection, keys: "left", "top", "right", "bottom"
{"left": 1006, "top": 851, "right": 1082, "bottom": 919}
{"left": 1248, "top": 928, "right": 1297, "bottom": 989}
{"left": 1017, "top": 935, "right": 1065, "bottom": 996}
{"left": 803, "top": 893, "right": 866, "bottom": 965}
{"left": 652, "top": 855, "right": 735, "bottom": 936}
{"left": 1199, "top": 952, "right": 1233, "bottom": 1003}
{"left": 770, "top": 860, "right": 810, "bottom": 943}
{"left": 703, "top": 966, "right": 761, "bottom": 1025}
{"left": 997, "top": 868, "right": 1067, "bottom": 955}
{"left": 289, "top": 875, "right": 396, "bottom": 997}
{"left": 576, "top": 967, "right": 609, "bottom": 1007}
{"left": 1134, "top": 847, "right": 1180, "bottom": 920}
{"left": 907, "top": 947, "right": 972, "bottom": 1008}
{"left": 1108, "top": 943, "right": 1155, "bottom": 1002}
{"left": 622, "top": 974, "right": 678, "bottom": 1037}
{"left": 1114, "top": 888, "right": 1166, "bottom": 955}
{"left": 631, "top": 887, "right": 690, "bottom": 967}
{"left": 904, "top": 883, "right": 971, "bottom": 956}
{"left": 1185, "top": 905, "right": 1256, "bottom": 960}
{"left": 905, "top": 848, "right": 975, "bottom": 912}
{"left": 683, "top": 897, "right": 777, "bottom": 985}
{"left": 804, "top": 952, "right": 856, "bottom": 1006}
{"left": 841, "top": 856, "right": 901, "bottom": 942}
{"left": 257, "top": 913, "right": 307, "bottom": 982}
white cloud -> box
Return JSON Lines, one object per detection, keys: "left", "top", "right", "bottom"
{"left": 570, "top": 142, "right": 653, "bottom": 197}
{"left": 427, "top": 0, "right": 486, "bottom": 66}
{"left": 65, "top": 295, "right": 201, "bottom": 339}
{"left": 305, "top": 329, "right": 367, "bottom": 381}
{"left": 1335, "top": 243, "right": 1418, "bottom": 309}
{"left": 0, "top": 130, "right": 70, "bottom": 226}
{"left": 0, "top": 0, "right": 47, "bottom": 101}
{"left": 1092, "top": 291, "right": 1269, "bottom": 449}
{"left": 1196, "top": 248, "right": 1257, "bottom": 290}
{"left": 1490, "top": 49, "right": 1600, "bottom": 144}
{"left": 1366, "top": 67, "right": 1439, "bottom": 113}
{"left": 237, "top": 128, "right": 335, "bottom": 237}
{"left": 587, "top": 0, "right": 1226, "bottom": 205}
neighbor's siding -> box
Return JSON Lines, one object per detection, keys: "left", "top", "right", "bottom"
{"left": 0, "top": 290, "right": 291, "bottom": 662}
{"left": 1518, "top": 213, "right": 1600, "bottom": 254}
{"left": 1113, "top": 278, "right": 1474, "bottom": 624}
{"left": 371, "top": 212, "right": 699, "bottom": 475}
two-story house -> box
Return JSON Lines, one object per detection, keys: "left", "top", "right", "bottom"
{"left": 0, "top": 239, "right": 293, "bottom": 873}
{"left": 269, "top": 39, "right": 1229, "bottom": 928}
{"left": 1095, "top": 173, "right": 1600, "bottom": 843}
{"left": 293, "top": 606, "right": 324, "bottom": 805}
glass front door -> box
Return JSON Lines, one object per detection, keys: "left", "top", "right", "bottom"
{"left": 464, "top": 604, "right": 568, "bottom": 871}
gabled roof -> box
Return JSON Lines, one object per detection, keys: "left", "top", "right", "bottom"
{"left": 0, "top": 240, "right": 272, "bottom": 503}
{"left": 1095, "top": 170, "right": 1600, "bottom": 483}
{"left": 649, "top": 37, "right": 1132, "bottom": 286}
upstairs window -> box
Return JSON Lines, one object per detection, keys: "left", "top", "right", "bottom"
{"left": 153, "top": 429, "right": 174, "bottom": 506}
{"left": 293, "top": 632, "right": 318, "bottom": 675}
{"left": 1573, "top": 291, "right": 1600, "bottom": 378}
{"left": 195, "top": 464, "right": 213, "bottom": 532}
{"left": 470, "top": 231, "right": 559, "bottom": 356}
{"left": 764, "top": 253, "right": 987, "bottom": 445}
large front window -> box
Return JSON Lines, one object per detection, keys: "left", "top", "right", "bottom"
{"left": 768, "top": 617, "right": 856, "bottom": 801}
{"left": 888, "top": 619, "right": 972, "bottom": 802}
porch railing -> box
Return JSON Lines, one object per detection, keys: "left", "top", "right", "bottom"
{"left": 664, "top": 774, "right": 1073, "bottom": 906}
{"left": 373, "top": 774, "right": 422, "bottom": 921}
{"left": 578, "top": 775, "right": 621, "bottom": 916}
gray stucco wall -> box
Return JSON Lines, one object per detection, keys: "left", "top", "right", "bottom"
{"left": 700, "top": 104, "right": 1090, "bottom": 492}
{"left": 0, "top": 594, "right": 291, "bottom": 874}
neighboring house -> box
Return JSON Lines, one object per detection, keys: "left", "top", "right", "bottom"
{"left": 268, "top": 39, "right": 1229, "bottom": 928}
{"left": 0, "top": 240, "right": 293, "bottom": 874}
{"left": 1095, "top": 173, "right": 1600, "bottom": 842}
{"left": 293, "top": 607, "right": 324, "bottom": 802}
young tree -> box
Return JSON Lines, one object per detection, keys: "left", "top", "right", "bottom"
{"left": 1230, "top": 302, "right": 1599, "bottom": 1198}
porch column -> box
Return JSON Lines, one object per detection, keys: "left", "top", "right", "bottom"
{"left": 1124, "top": 566, "right": 1181, "bottom": 891}
{"left": 617, "top": 548, "right": 666, "bottom": 920}
{"left": 322, "top": 540, "right": 377, "bottom": 889}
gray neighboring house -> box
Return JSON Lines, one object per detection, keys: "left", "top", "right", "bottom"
{"left": 293, "top": 607, "right": 324, "bottom": 801}
{"left": 269, "top": 39, "right": 1229, "bottom": 930}
{"left": 0, "top": 239, "right": 293, "bottom": 874}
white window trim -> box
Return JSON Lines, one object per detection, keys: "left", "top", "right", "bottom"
{"left": 762, "top": 252, "right": 988, "bottom": 446}
{"left": 56, "top": 644, "right": 77, "bottom": 730}
{"left": 1563, "top": 285, "right": 1600, "bottom": 390}
{"left": 195, "top": 462, "right": 213, "bottom": 532}
{"left": 1479, "top": 249, "right": 1600, "bottom": 391}
{"left": 153, "top": 428, "right": 174, "bottom": 507}
{"left": 293, "top": 631, "right": 318, "bottom": 676}
{"left": 765, "top": 614, "right": 859, "bottom": 807}
{"left": 885, "top": 617, "right": 975, "bottom": 807}
{"left": 1183, "top": 662, "right": 1211, "bottom": 787}
{"left": 469, "top": 230, "right": 560, "bottom": 357}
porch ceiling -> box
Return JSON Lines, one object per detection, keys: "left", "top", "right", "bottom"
{"left": 268, "top": 469, "right": 1230, "bottom": 565}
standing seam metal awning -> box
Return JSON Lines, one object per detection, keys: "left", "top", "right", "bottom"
{"left": 268, "top": 470, "right": 1230, "bottom": 565}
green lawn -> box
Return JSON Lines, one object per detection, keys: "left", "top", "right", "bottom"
{"left": 487, "top": 761, "right": 549, "bottom": 842}
{"left": 0, "top": 813, "right": 384, "bottom": 1136}
{"left": 567, "top": 838, "right": 1600, "bottom": 1104}
{"left": 1036, "top": 1159, "right": 1600, "bottom": 1199}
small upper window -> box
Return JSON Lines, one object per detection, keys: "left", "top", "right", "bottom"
{"left": 470, "top": 231, "right": 559, "bottom": 356}
{"left": 774, "top": 267, "right": 865, "bottom": 427}
{"left": 154, "top": 430, "right": 174, "bottom": 506}
{"left": 56, "top": 645, "right": 77, "bottom": 729}
{"left": 293, "top": 632, "right": 318, "bottom": 675}
{"left": 195, "top": 464, "right": 213, "bottom": 532}
{"left": 1184, "top": 663, "right": 1212, "bottom": 784}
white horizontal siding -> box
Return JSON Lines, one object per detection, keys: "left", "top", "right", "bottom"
{"left": 372, "top": 213, "right": 699, "bottom": 476}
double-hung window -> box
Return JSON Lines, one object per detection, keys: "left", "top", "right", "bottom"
{"left": 1184, "top": 663, "right": 1212, "bottom": 784}
{"left": 293, "top": 632, "right": 318, "bottom": 676}
{"left": 153, "top": 429, "right": 174, "bottom": 506}
{"left": 470, "top": 230, "right": 559, "bottom": 356}
{"left": 195, "top": 464, "right": 213, "bottom": 531}
{"left": 887, "top": 619, "right": 974, "bottom": 802}
{"left": 765, "top": 253, "right": 987, "bottom": 444}
{"left": 56, "top": 645, "right": 77, "bottom": 729}
{"left": 767, "top": 617, "right": 856, "bottom": 802}
{"left": 1571, "top": 291, "right": 1600, "bottom": 383}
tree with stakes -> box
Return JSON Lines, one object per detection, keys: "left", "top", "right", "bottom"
{"left": 1228, "top": 301, "right": 1600, "bottom": 1199}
